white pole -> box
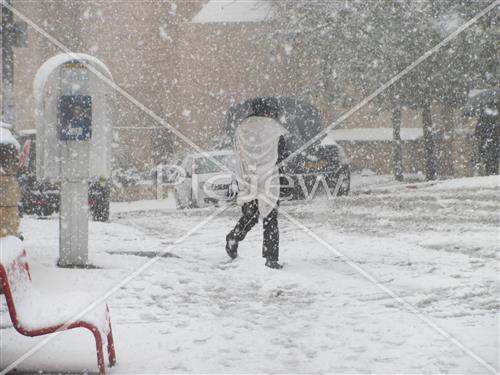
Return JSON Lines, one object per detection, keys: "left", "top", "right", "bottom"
{"left": 156, "top": 164, "right": 163, "bottom": 200}
{"left": 59, "top": 180, "right": 89, "bottom": 266}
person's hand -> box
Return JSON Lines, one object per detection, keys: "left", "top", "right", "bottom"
{"left": 227, "top": 178, "right": 239, "bottom": 201}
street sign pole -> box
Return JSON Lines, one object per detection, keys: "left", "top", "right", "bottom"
{"left": 1, "top": 0, "right": 15, "bottom": 127}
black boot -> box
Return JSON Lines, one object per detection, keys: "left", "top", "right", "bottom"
{"left": 265, "top": 259, "right": 283, "bottom": 269}
{"left": 225, "top": 234, "right": 238, "bottom": 259}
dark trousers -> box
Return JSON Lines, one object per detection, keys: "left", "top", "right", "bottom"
{"left": 227, "top": 199, "right": 279, "bottom": 261}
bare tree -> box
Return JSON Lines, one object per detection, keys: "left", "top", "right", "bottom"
{"left": 270, "top": 0, "right": 498, "bottom": 180}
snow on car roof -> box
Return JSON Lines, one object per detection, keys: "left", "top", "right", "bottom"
{"left": 0, "top": 121, "right": 13, "bottom": 130}
{"left": 321, "top": 127, "right": 423, "bottom": 144}
{"left": 191, "top": 0, "right": 274, "bottom": 24}
{"left": 468, "top": 88, "right": 487, "bottom": 98}
{"left": 18, "top": 129, "right": 37, "bottom": 136}
{"left": 0, "top": 125, "right": 20, "bottom": 150}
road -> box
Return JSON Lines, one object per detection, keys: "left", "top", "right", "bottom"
{"left": 108, "top": 176, "right": 498, "bottom": 373}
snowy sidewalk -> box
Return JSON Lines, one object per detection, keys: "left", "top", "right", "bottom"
{"left": 1, "top": 176, "right": 498, "bottom": 373}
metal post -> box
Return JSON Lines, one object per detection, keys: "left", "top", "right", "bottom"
{"left": 1, "top": 0, "right": 15, "bottom": 127}
{"left": 57, "top": 66, "right": 91, "bottom": 267}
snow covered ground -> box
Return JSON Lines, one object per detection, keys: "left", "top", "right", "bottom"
{"left": 1, "top": 175, "right": 498, "bottom": 373}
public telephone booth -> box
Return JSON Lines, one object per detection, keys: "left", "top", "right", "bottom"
{"left": 34, "top": 53, "right": 114, "bottom": 267}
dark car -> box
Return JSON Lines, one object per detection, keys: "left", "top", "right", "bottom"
{"left": 284, "top": 140, "right": 350, "bottom": 199}
{"left": 17, "top": 132, "right": 60, "bottom": 216}
{"left": 16, "top": 131, "right": 110, "bottom": 220}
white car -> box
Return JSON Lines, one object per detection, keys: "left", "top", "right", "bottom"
{"left": 174, "top": 150, "right": 238, "bottom": 209}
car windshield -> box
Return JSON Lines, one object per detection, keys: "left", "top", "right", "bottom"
{"left": 194, "top": 154, "right": 238, "bottom": 174}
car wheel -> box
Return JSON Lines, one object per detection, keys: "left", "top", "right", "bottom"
{"left": 338, "top": 185, "right": 350, "bottom": 196}
{"left": 175, "top": 193, "right": 186, "bottom": 210}
{"left": 290, "top": 185, "right": 304, "bottom": 200}
{"left": 337, "top": 169, "right": 351, "bottom": 196}
{"left": 101, "top": 203, "right": 110, "bottom": 221}
{"left": 93, "top": 201, "right": 110, "bottom": 222}
{"left": 42, "top": 206, "right": 54, "bottom": 217}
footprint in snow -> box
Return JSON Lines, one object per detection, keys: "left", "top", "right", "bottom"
{"left": 213, "top": 259, "right": 239, "bottom": 270}
{"left": 349, "top": 345, "right": 367, "bottom": 353}
{"left": 139, "top": 312, "right": 158, "bottom": 322}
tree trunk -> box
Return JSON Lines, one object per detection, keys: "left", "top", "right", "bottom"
{"left": 422, "top": 103, "right": 437, "bottom": 181}
{"left": 392, "top": 106, "right": 403, "bottom": 182}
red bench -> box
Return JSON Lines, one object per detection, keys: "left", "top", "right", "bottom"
{"left": 0, "top": 236, "right": 116, "bottom": 375}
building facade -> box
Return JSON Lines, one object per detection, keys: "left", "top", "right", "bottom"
{"left": 2, "top": 0, "right": 481, "bottom": 199}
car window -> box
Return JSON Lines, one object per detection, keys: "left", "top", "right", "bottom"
{"left": 194, "top": 154, "right": 237, "bottom": 174}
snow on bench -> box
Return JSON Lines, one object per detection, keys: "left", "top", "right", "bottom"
{"left": 0, "top": 236, "right": 116, "bottom": 375}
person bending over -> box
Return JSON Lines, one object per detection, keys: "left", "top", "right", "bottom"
{"left": 225, "top": 114, "right": 286, "bottom": 269}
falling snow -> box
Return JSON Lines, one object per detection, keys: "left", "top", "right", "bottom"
{"left": 0, "top": 0, "right": 498, "bottom": 373}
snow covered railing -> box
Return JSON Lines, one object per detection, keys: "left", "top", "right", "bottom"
{"left": 0, "top": 236, "right": 116, "bottom": 375}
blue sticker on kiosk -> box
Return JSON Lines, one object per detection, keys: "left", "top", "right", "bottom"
{"left": 58, "top": 95, "right": 92, "bottom": 141}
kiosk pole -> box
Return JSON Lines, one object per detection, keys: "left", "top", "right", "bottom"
{"left": 59, "top": 181, "right": 89, "bottom": 266}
